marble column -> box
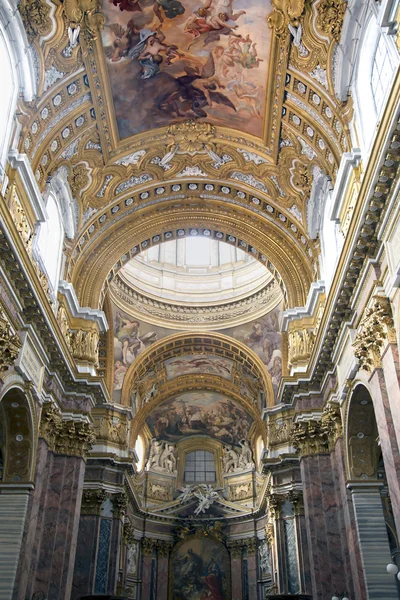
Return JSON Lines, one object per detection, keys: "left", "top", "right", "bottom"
{"left": 290, "top": 493, "right": 312, "bottom": 595}
{"left": 156, "top": 552, "right": 169, "bottom": 600}
{"left": 369, "top": 366, "right": 400, "bottom": 535}
{"left": 141, "top": 540, "right": 157, "bottom": 600}
{"left": 292, "top": 414, "right": 355, "bottom": 600}
{"left": 349, "top": 482, "right": 398, "bottom": 599}
{"left": 12, "top": 406, "right": 94, "bottom": 600}
{"left": 228, "top": 540, "right": 243, "bottom": 600}
{"left": 71, "top": 490, "right": 107, "bottom": 598}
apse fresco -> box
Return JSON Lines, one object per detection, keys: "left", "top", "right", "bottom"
{"left": 164, "top": 354, "right": 234, "bottom": 380}
{"left": 221, "top": 303, "right": 282, "bottom": 398}
{"left": 100, "top": 0, "right": 272, "bottom": 138}
{"left": 172, "top": 538, "right": 229, "bottom": 600}
{"left": 146, "top": 391, "right": 253, "bottom": 444}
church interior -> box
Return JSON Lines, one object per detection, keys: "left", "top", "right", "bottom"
{"left": 0, "top": 0, "right": 399, "bottom": 597}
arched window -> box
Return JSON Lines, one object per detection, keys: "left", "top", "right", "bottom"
{"left": 36, "top": 194, "right": 64, "bottom": 292}
{"left": 355, "top": 16, "right": 398, "bottom": 151}
{"left": 0, "top": 28, "right": 16, "bottom": 176}
{"left": 370, "top": 33, "right": 396, "bottom": 113}
{"left": 184, "top": 450, "right": 216, "bottom": 483}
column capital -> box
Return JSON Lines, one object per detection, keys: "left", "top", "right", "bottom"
{"left": 55, "top": 420, "right": 96, "bottom": 457}
{"left": 81, "top": 488, "right": 108, "bottom": 515}
{"left": 123, "top": 521, "right": 135, "bottom": 545}
{"left": 111, "top": 491, "right": 128, "bottom": 519}
{"left": 0, "top": 310, "right": 21, "bottom": 375}
{"left": 353, "top": 295, "right": 396, "bottom": 371}
{"left": 292, "top": 403, "right": 342, "bottom": 456}
{"left": 268, "top": 493, "right": 284, "bottom": 518}
{"left": 287, "top": 490, "right": 304, "bottom": 516}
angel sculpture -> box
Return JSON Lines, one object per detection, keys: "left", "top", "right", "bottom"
{"left": 177, "top": 485, "right": 194, "bottom": 504}
{"left": 193, "top": 484, "right": 220, "bottom": 515}
{"left": 146, "top": 438, "right": 164, "bottom": 470}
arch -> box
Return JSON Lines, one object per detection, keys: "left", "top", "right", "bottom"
{"left": 0, "top": 385, "right": 35, "bottom": 483}
{"left": 121, "top": 331, "right": 275, "bottom": 410}
{"left": 346, "top": 383, "right": 379, "bottom": 480}
{"left": 71, "top": 199, "right": 314, "bottom": 310}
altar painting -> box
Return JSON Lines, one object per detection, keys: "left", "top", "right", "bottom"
{"left": 171, "top": 538, "right": 230, "bottom": 600}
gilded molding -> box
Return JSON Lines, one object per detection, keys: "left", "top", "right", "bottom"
{"left": 267, "top": 0, "right": 305, "bottom": 37}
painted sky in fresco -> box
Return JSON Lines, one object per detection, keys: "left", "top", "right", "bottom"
{"left": 100, "top": 0, "right": 272, "bottom": 138}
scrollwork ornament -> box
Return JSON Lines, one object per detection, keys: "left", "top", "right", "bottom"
{"left": 267, "top": 0, "right": 305, "bottom": 37}
{"left": 19, "top": 0, "right": 51, "bottom": 41}
{"left": 316, "top": 0, "right": 347, "bottom": 42}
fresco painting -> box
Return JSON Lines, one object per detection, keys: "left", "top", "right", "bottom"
{"left": 100, "top": 0, "right": 272, "bottom": 138}
{"left": 221, "top": 303, "right": 282, "bottom": 398}
{"left": 172, "top": 538, "right": 229, "bottom": 600}
{"left": 112, "top": 307, "right": 179, "bottom": 401}
{"left": 146, "top": 391, "right": 253, "bottom": 444}
{"left": 164, "top": 354, "right": 234, "bottom": 380}
{"left": 111, "top": 302, "right": 282, "bottom": 403}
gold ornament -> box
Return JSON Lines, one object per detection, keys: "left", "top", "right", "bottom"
{"left": 353, "top": 296, "right": 395, "bottom": 371}
{"left": 19, "top": 0, "right": 51, "bottom": 41}
{"left": 317, "top": 0, "right": 347, "bottom": 42}
{"left": 0, "top": 311, "right": 21, "bottom": 375}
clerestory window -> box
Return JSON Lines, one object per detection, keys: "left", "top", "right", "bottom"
{"left": 184, "top": 450, "right": 216, "bottom": 483}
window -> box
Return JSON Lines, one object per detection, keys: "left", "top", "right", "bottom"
{"left": 0, "top": 29, "right": 16, "bottom": 174}
{"left": 371, "top": 35, "right": 395, "bottom": 112}
{"left": 185, "top": 236, "right": 211, "bottom": 266}
{"left": 184, "top": 450, "right": 216, "bottom": 483}
{"left": 36, "top": 194, "right": 64, "bottom": 291}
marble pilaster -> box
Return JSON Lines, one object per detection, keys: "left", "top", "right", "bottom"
{"left": 230, "top": 553, "right": 242, "bottom": 600}
{"left": 368, "top": 367, "right": 400, "bottom": 535}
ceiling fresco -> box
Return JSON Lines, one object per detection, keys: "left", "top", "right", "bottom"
{"left": 164, "top": 355, "right": 234, "bottom": 380}
{"left": 100, "top": 0, "right": 272, "bottom": 138}
{"left": 146, "top": 391, "right": 253, "bottom": 444}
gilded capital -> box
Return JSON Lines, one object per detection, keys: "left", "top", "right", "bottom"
{"left": 123, "top": 521, "right": 136, "bottom": 545}
{"left": 54, "top": 420, "right": 96, "bottom": 457}
{"left": 353, "top": 296, "right": 395, "bottom": 371}
{"left": 291, "top": 420, "right": 330, "bottom": 456}
{"left": 288, "top": 326, "right": 315, "bottom": 369}
{"left": 39, "top": 403, "right": 63, "bottom": 451}
{"left": 70, "top": 329, "right": 99, "bottom": 367}
{"left": 0, "top": 311, "right": 21, "bottom": 376}
{"left": 321, "top": 402, "right": 343, "bottom": 450}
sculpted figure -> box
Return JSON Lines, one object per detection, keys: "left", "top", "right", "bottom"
{"left": 146, "top": 438, "right": 164, "bottom": 470}
{"left": 222, "top": 445, "right": 240, "bottom": 473}
{"left": 160, "top": 442, "right": 177, "bottom": 473}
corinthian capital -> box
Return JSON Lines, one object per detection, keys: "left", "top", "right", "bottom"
{"left": 291, "top": 419, "right": 330, "bottom": 456}
{"left": 353, "top": 296, "right": 395, "bottom": 371}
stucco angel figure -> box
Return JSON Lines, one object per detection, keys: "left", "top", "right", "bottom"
{"left": 238, "top": 439, "right": 254, "bottom": 469}
{"left": 193, "top": 484, "right": 220, "bottom": 515}
{"left": 178, "top": 485, "right": 194, "bottom": 504}
{"left": 222, "top": 445, "right": 240, "bottom": 473}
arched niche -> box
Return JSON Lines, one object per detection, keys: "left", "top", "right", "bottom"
{"left": 346, "top": 383, "right": 379, "bottom": 480}
{"left": 0, "top": 386, "right": 35, "bottom": 483}
{"left": 169, "top": 534, "right": 231, "bottom": 600}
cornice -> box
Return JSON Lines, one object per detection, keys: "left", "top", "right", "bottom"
{"left": 58, "top": 280, "right": 108, "bottom": 332}
{"left": 281, "top": 72, "right": 400, "bottom": 403}
{"left": 110, "top": 276, "right": 283, "bottom": 331}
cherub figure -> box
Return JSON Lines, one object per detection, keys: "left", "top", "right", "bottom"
{"left": 104, "top": 23, "right": 132, "bottom": 62}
